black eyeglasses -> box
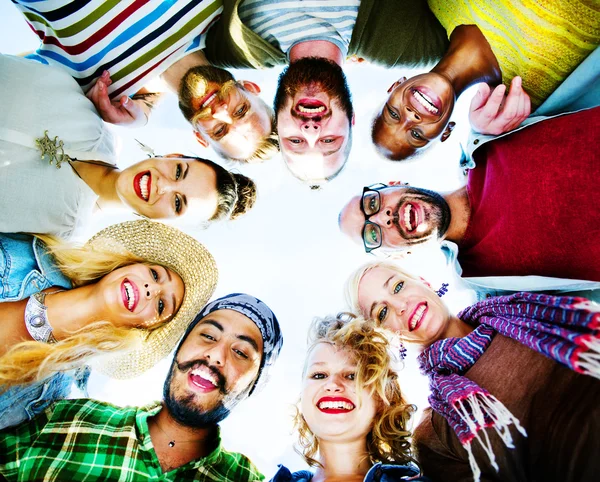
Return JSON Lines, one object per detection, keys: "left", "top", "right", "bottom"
{"left": 359, "top": 183, "right": 387, "bottom": 253}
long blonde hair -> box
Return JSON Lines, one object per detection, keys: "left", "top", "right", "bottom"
{"left": 294, "top": 314, "right": 416, "bottom": 468}
{"left": 0, "top": 235, "right": 162, "bottom": 387}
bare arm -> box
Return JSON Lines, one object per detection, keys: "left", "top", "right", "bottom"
{"left": 0, "top": 298, "right": 31, "bottom": 357}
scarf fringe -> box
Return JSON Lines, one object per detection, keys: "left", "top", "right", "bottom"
{"left": 578, "top": 336, "right": 600, "bottom": 379}
{"left": 455, "top": 393, "right": 527, "bottom": 482}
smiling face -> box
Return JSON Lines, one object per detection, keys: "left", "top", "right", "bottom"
{"left": 373, "top": 73, "right": 456, "bottom": 160}
{"left": 339, "top": 185, "right": 451, "bottom": 252}
{"left": 357, "top": 266, "right": 451, "bottom": 346}
{"left": 300, "top": 342, "right": 377, "bottom": 444}
{"left": 116, "top": 157, "right": 219, "bottom": 221}
{"left": 179, "top": 66, "right": 273, "bottom": 161}
{"left": 274, "top": 57, "right": 353, "bottom": 184}
{"left": 164, "top": 309, "right": 264, "bottom": 427}
{"left": 95, "top": 263, "right": 184, "bottom": 329}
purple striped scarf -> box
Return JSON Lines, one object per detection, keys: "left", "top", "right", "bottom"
{"left": 418, "top": 292, "right": 599, "bottom": 481}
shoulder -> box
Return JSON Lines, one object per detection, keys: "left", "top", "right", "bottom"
{"left": 0, "top": 234, "right": 71, "bottom": 301}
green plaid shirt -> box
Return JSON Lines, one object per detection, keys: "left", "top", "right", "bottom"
{"left": 0, "top": 399, "right": 264, "bottom": 482}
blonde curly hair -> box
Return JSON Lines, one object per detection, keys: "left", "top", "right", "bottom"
{"left": 294, "top": 314, "right": 416, "bottom": 468}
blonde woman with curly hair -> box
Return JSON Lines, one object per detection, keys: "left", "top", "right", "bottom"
{"left": 0, "top": 220, "right": 217, "bottom": 430}
{"left": 346, "top": 260, "right": 600, "bottom": 482}
{"left": 270, "top": 314, "right": 430, "bottom": 482}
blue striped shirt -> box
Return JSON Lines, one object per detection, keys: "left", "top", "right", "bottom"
{"left": 239, "top": 0, "right": 360, "bottom": 57}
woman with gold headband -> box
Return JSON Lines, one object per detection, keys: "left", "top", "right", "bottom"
{"left": 270, "top": 314, "right": 430, "bottom": 482}
{"left": 347, "top": 260, "right": 600, "bottom": 482}
{"left": 0, "top": 53, "right": 256, "bottom": 240}
{"left": 0, "top": 220, "right": 217, "bottom": 430}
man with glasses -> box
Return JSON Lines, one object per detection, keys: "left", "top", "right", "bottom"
{"left": 338, "top": 107, "right": 600, "bottom": 289}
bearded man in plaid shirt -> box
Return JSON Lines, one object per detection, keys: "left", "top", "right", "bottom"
{"left": 0, "top": 294, "right": 283, "bottom": 482}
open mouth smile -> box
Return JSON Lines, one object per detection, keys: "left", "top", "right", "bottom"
{"left": 295, "top": 98, "right": 328, "bottom": 117}
{"left": 133, "top": 171, "right": 151, "bottom": 202}
{"left": 408, "top": 302, "right": 428, "bottom": 332}
{"left": 199, "top": 90, "right": 219, "bottom": 110}
{"left": 317, "top": 397, "right": 355, "bottom": 414}
{"left": 402, "top": 202, "right": 428, "bottom": 234}
{"left": 188, "top": 365, "right": 219, "bottom": 393}
{"left": 411, "top": 88, "right": 440, "bottom": 116}
{"left": 121, "top": 278, "right": 139, "bottom": 312}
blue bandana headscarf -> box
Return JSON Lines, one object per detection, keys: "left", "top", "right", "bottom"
{"left": 177, "top": 293, "right": 283, "bottom": 394}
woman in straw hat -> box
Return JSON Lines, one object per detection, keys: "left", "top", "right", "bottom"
{"left": 0, "top": 54, "right": 256, "bottom": 240}
{"left": 346, "top": 260, "right": 600, "bottom": 482}
{"left": 0, "top": 219, "right": 218, "bottom": 429}
{"left": 271, "top": 314, "right": 430, "bottom": 482}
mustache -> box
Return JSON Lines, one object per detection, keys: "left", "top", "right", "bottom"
{"left": 176, "top": 358, "right": 228, "bottom": 395}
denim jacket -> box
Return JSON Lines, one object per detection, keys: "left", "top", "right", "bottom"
{"left": 270, "top": 462, "right": 430, "bottom": 482}
{"left": 0, "top": 233, "right": 87, "bottom": 430}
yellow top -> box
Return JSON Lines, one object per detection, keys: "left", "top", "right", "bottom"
{"left": 428, "top": 0, "right": 600, "bottom": 107}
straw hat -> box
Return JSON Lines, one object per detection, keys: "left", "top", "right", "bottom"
{"left": 85, "top": 220, "right": 218, "bottom": 379}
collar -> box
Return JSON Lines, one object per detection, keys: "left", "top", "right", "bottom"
{"left": 136, "top": 403, "right": 223, "bottom": 469}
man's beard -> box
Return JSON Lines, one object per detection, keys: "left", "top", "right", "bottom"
{"left": 390, "top": 187, "right": 451, "bottom": 245}
{"left": 273, "top": 57, "right": 353, "bottom": 123}
{"left": 178, "top": 65, "right": 235, "bottom": 123}
{"left": 163, "top": 357, "right": 245, "bottom": 429}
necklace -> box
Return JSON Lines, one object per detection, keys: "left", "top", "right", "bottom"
{"left": 153, "top": 418, "right": 205, "bottom": 448}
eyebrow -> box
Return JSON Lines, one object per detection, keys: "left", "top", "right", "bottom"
{"left": 183, "top": 163, "right": 189, "bottom": 180}
{"left": 201, "top": 320, "right": 260, "bottom": 353}
{"left": 369, "top": 275, "right": 395, "bottom": 317}
{"left": 237, "top": 334, "right": 259, "bottom": 354}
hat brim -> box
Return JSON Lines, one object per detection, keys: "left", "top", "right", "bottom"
{"left": 86, "top": 220, "right": 218, "bottom": 379}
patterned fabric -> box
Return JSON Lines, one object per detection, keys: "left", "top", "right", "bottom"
{"left": 238, "top": 0, "right": 359, "bottom": 57}
{"left": 427, "top": 0, "right": 600, "bottom": 108}
{"left": 418, "top": 292, "right": 600, "bottom": 481}
{"left": 181, "top": 293, "right": 283, "bottom": 393}
{"left": 12, "top": 0, "right": 223, "bottom": 98}
{"left": 0, "top": 399, "right": 264, "bottom": 482}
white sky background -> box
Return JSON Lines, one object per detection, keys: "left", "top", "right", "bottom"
{"left": 1, "top": 3, "right": 479, "bottom": 477}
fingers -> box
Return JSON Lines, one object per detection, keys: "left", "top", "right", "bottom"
{"left": 94, "top": 81, "right": 120, "bottom": 122}
{"left": 469, "top": 83, "right": 492, "bottom": 112}
{"left": 479, "top": 83, "right": 506, "bottom": 122}
{"left": 119, "top": 96, "right": 148, "bottom": 127}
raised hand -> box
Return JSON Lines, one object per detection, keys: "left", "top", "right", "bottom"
{"left": 86, "top": 71, "right": 148, "bottom": 127}
{"left": 469, "top": 76, "right": 531, "bottom": 135}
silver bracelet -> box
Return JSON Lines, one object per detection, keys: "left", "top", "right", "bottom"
{"left": 24, "top": 291, "right": 58, "bottom": 344}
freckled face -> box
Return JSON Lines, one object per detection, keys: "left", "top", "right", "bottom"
{"left": 116, "top": 157, "right": 219, "bottom": 221}
{"left": 357, "top": 267, "right": 451, "bottom": 346}
{"left": 301, "top": 343, "right": 377, "bottom": 443}
{"left": 95, "top": 263, "right": 184, "bottom": 329}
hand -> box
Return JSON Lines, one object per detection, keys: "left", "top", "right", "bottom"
{"left": 86, "top": 71, "right": 148, "bottom": 127}
{"left": 469, "top": 76, "right": 531, "bottom": 135}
